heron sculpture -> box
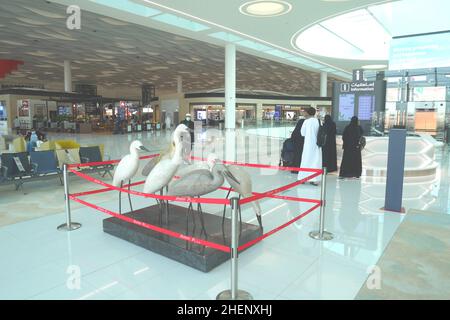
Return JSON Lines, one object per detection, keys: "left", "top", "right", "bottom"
{"left": 167, "top": 154, "right": 224, "bottom": 233}
{"left": 221, "top": 164, "right": 263, "bottom": 229}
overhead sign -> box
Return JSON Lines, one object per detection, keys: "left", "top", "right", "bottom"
{"left": 352, "top": 69, "right": 365, "bottom": 82}
{"left": 340, "top": 82, "right": 375, "bottom": 93}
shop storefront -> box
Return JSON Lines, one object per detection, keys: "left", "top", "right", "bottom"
{"left": 181, "top": 92, "right": 332, "bottom": 127}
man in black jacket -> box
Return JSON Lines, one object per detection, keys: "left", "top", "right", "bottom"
{"left": 180, "top": 113, "right": 194, "bottom": 145}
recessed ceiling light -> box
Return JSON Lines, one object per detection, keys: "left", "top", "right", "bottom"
{"left": 361, "top": 64, "right": 387, "bottom": 70}
{"left": 240, "top": 1, "right": 292, "bottom": 17}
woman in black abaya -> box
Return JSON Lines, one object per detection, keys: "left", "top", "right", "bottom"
{"left": 322, "top": 115, "right": 337, "bottom": 173}
{"left": 290, "top": 118, "right": 305, "bottom": 174}
{"left": 339, "top": 116, "right": 363, "bottom": 179}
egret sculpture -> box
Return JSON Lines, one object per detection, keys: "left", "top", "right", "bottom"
{"left": 167, "top": 154, "right": 224, "bottom": 232}
{"left": 113, "top": 140, "right": 150, "bottom": 214}
{"left": 222, "top": 165, "right": 263, "bottom": 229}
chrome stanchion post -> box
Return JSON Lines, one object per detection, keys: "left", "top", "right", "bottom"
{"left": 57, "top": 164, "right": 82, "bottom": 231}
{"left": 309, "top": 167, "right": 333, "bottom": 241}
{"left": 217, "top": 197, "right": 253, "bottom": 300}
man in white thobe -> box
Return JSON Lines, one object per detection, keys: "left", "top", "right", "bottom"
{"left": 298, "top": 107, "right": 322, "bottom": 185}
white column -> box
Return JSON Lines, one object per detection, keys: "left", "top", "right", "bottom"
{"left": 225, "top": 44, "right": 236, "bottom": 130}
{"left": 64, "top": 60, "right": 72, "bottom": 92}
{"left": 256, "top": 102, "right": 263, "bottom": 125}
{"left": 177, "top": 76, "right": 183, "bottom": 94}
{"left": 320, "top": 71, "right": 328, "bottom": 97}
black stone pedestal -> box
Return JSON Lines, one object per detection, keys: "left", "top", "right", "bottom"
{"left": 103, "top": 204, "right": 263, "bottom": 272}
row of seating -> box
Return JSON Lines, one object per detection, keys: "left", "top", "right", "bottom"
{"left": 0, "top": 146, "right": 113, "bottom": 191}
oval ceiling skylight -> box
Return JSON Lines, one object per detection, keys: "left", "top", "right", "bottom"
{"left": 292, "top": 8, "right": 391, "bottom": 60}
{"left": 240, "top": 1, "right": 292, "bottom": 17}
{"left": 292, "top": 0, "right": 450, "bottom": 61}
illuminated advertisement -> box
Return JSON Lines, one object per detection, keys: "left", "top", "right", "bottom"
{"left": 389, "top": 31, "right": 450, "bottom": 70}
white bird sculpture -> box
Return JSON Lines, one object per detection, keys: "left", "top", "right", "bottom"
{"left": 143, "top": 124, "right": 190, "bottom": 195}
{"left": 141, "top": 129, "right": 191, "bottom": 177}
{"left": 167, "top": 154, "right": 224, "bottom": 232}
{"left": 222, "top": 165, "right": 263, "bottom": 229}
{"left": 113, "top": 140, "right": 150, "bottom": 214}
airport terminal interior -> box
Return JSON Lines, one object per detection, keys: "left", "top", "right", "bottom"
{"left": 0, "top": 0, "right": 449, "bottom": 300}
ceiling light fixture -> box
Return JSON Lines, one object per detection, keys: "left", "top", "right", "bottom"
{"left": 240, "top": 0, "right": 292, "bottom": 17}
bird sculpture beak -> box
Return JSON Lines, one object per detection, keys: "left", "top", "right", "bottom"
{"left": 139, "top": 146, "right": 150, "bottom": 152}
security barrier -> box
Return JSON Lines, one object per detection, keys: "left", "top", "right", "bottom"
{"left": 57, "top": 154, "right": 331, "bottom": 300}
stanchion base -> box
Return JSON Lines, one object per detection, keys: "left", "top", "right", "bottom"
{"left": 216, "top": 290, "right": 253, "bottom": 300}
{"left": 57, "top": 223, "right": 82, "bottom": 231}
{"left": 309, "top": 230, "right": 334, "bottom": 241}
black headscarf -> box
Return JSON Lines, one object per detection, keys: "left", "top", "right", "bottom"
{"left": 324, "top": 115, "right": 332, "bottom": 124}
{"left": 350, "top": 116, "right": 359, "bottom": 127}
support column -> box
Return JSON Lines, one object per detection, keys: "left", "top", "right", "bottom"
{"left": 225, "top": 44, "right": 236, "bottom": 130}
{"left": 177, "top": 76, "right": 183, "bottom": 94}
{"left": 320, "top": 71, "right": 328, "bottom": 97}
{"left": 256, "top": 102, "right": 263, "bottom": 125}
{"left": 64, "top": 60, "right": 72, "bottom": 93}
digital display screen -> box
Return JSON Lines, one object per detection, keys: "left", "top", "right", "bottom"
{"left": 389, "top": 31, "right": 450, "bottom": 70}
{"left": 58, "top": 106, "right": 72, "bottom": 116}
{"left": 196, "top": 111, "right": 206, "bottom": 120}
{"left": 338, "top": 94, "right": 355, "bottom": 121}
{"left": 358, "top": 95, "right": 375, "bottom": 121}
{"left": 412, "top": 86, "right": 446, "bottom": 101}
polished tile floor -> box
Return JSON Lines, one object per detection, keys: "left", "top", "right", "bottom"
{"left": 0, "top": 127, "right": 449, "bottom": 300}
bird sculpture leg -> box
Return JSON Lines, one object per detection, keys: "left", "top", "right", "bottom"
{"left": 158, "top": 189, "right": 164, "bottom": 224}
{"left": 119, "top": 181, "right": 123, "bottom": 214}
{"left": 127, "top": 179, "right": 133, "bottom": 213}
{"left": 222, "top": 187, "right": 232, "bottom": 226}
{"left": 186, "top": 202, "right": 193, "bottom": 250}
{"left": 197, "top": 197, "right": 206, "bottom": 235}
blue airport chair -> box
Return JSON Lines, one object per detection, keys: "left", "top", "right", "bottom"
{"left": 30, "top": 150, "right": 63, "bottom": 185}
{"left": 0, "top": 152, "right": 32, "bottom": 191}
{"left": 79, "top": 146, "right": 113, "bottom": 178}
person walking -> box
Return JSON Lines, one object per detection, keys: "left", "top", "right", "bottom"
{"left": 339, "top": 116, "right": 364, "bottom": 179}
{"left": 290, "top": 117, "right": 305, "bottom": 174}
{"left": 322, "top": 115, "right": 338, "bottom": 173}
{"left": 298, "top": 107, "right": 322, "bottom": 186}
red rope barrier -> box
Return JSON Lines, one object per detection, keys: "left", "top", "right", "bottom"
{"left": 190, "top": 156, "right": 323, "bottom": 174}
{"left": 66, "top": 153, "right": 324, "bottom": 252}
{"left": 69, "top": 195, "right": 320, "bottom": 253}
{"left": 70, "top": 195, "right": 231, "bottom": 253}
{"left": 68, "top": 162, "right": 320, "bottom": 206}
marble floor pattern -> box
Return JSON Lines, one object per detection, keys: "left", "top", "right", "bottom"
{"left": 356, "top": 209, "right": 450, "bottom": 300}
{"left": 0, "top": 127, "right": 449, "bottom": 300}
